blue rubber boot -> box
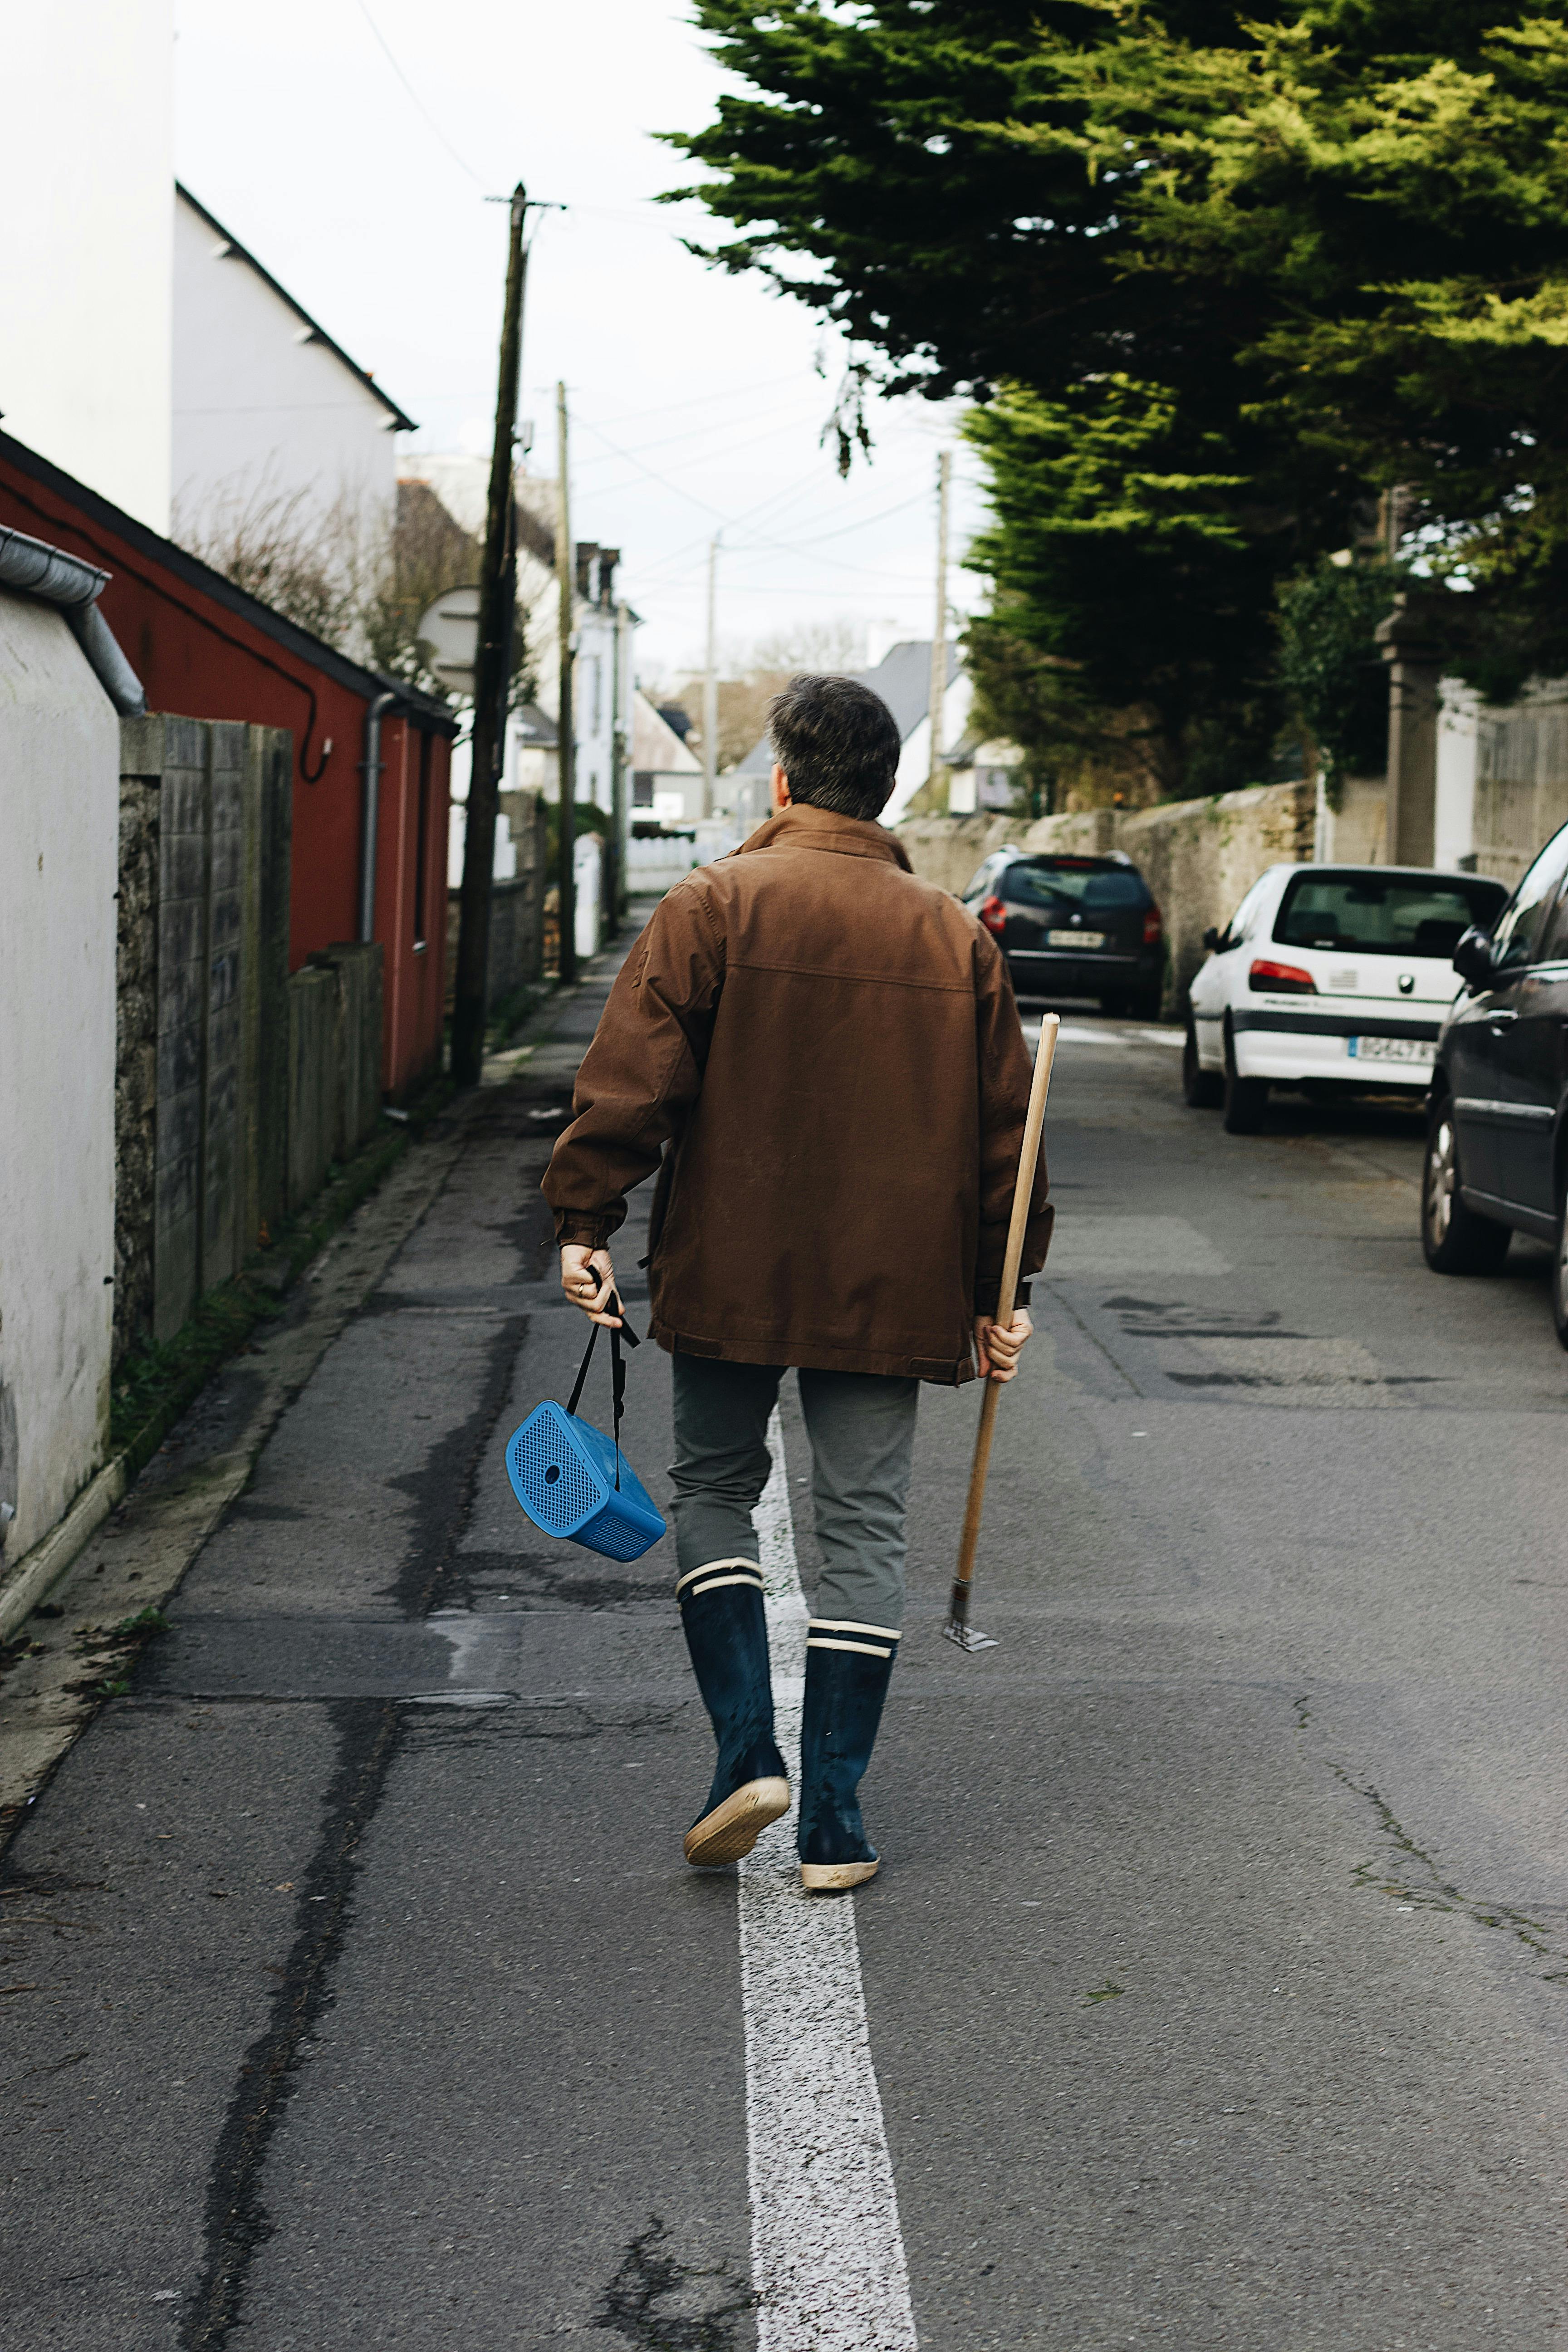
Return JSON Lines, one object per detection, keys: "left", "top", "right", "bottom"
{"left": 797, "top": 1618, "right": 900, "bottom": 1891}
{"left": 676, "top": 1559, "right": 789, "bottom": 1866}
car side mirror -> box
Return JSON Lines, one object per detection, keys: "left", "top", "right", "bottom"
{"left": 1452, "top": 926, "right": 1495, "bottom": 989}
{"left": 1202, "top": 926, "right": 1220, "bottom": 953}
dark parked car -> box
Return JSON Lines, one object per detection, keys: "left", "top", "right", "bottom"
{"left": 1424, "top": 817, "right": 1568, "bottom": 1345}
{"left": 961, "top": 850, "right": 1165, "bottom": 1018}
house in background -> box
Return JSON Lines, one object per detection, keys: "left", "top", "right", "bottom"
{"left": 632, "top": 690, "right": 705, "bottom": 823}
{"left": 405, "top": 459, "right": 637, "bottom": 823}
{"left": 735, "top": 639, "right": 969, "bottom": 828}
{"left": 945, "top": 734, "right": 1024, "bottom": 814}
{"left": 172, "top": 186, "right": 415, "bottom": 564}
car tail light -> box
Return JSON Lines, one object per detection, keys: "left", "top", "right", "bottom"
{"left": 1142, "top": 905, "right": 1163, "bottom": 946}
{"left": 1249, "top": 957, "right": 1316, "bottom": 994}
{"left": 978, "top": 894, "right": 1007, "bottom": 940}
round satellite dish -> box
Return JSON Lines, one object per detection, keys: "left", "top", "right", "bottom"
{"left": 416, "top": 586, "right": 481, "bottom": 697}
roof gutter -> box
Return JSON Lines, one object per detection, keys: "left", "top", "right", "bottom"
{"left": 0, "top": 524, "right": 146, "bottom": 715}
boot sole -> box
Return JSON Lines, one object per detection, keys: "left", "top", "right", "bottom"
{"left": 683, "top": 1777, "right": 791, "bottom": 1867}
{"left": 800, "top": 1858, "right": 880, "bottom": 1893}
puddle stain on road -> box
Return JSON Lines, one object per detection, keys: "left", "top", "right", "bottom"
{"left": 597, "top": 2216, "right": 756, "bottom": 2352}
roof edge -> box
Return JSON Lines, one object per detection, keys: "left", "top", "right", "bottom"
{"left": 176, "top": 182, "right": 417, "bottom": 434}
{"left": 0, "top": 426, "right": 456, "bottom": 734}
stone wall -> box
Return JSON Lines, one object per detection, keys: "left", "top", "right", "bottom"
{"left": 114, "top": 775, "right": 159, "bottom": 1362}
{"left": 898, "top": 779, "right": 1315, "bottom": 1013}
{"left": 1471, "top": 687, "right": 1568, "bottom": 893}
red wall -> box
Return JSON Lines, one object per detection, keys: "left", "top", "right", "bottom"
{"left": 0, "top": 445, "right": 451, "bottom": 1100}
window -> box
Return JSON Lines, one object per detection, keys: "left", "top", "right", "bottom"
{"left": 1538, "top": 874, "right": 1568, "bottom": 965}
{"left": 1490, "top": 824, "right": 1568, "bottom": 972}
{"left": 1219, "top": 876, "right": 1273, "bottom": 950}
{"left": 1274, "top": 871, "right": 1507, "bottom": 959}
{"left": 962, "top": 854, "right": 1005, "bottom": 903}
{"left": 1001, "top": 858, "right": 1147, "bottom": 911}
{"left": 412, "top": 730, "right": 432, "bottom": 950}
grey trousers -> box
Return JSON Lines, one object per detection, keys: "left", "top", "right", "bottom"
{"left": 669, "top": 1353, "right": 920, "bottom": 1631}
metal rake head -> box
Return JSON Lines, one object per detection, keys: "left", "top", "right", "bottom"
{"left": 943, "top": 1578, "right": 999, "bottom": 1651}
{"left": 942, "top": 1616, "right": 999, "bottom": 1653}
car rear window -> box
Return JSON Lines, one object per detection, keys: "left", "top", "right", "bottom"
{"left": 1002, "top": 860, "right": 1147, "bottom": 911}
{"left": 1274, "top": 873, "right": 1506, "bottom": 959}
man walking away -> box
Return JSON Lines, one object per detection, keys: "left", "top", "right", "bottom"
{"left": 543, "top": 674, "right": 1053, "bottom": 1889}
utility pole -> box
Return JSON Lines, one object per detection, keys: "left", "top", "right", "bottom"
{"left": 927, "top": 448, "right": 952, "bottom": 808}
{"left": 702, "top": 533, "right": 719, "bottom": 821}
{"left": 610, "top": 597, "right": 629, "bottom": 925}
{"left": 555, "top": 380, "right": 578, "bottom": 985}
{"left": 451, "top": 182, "right": 529, "bottom": 1088}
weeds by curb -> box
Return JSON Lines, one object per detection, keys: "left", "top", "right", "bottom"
{"left": 109, "top": 1073, "right": 451, "bottom": 1485}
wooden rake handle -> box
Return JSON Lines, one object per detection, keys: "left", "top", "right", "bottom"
{"left": 953, "top": 1012, "right": 1060, "bottom": 1602}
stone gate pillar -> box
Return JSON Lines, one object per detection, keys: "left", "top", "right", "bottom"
{"left": 1375, "top": 596, "right": 1442, "bottom": 866}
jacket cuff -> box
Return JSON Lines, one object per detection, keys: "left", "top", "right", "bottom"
{"left": 554, "top": 1212, "right": 612, "bottom": 1249}
{"left": 973, "top": 1278, "right": 1031, "bottom": 1318}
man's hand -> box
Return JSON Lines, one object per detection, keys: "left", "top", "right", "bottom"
{"left": 974, "top": 1306, "right": 1033, "bottom": 1383}
{"left": 560, "top": 1245, "right": 622, "bottom": 1329}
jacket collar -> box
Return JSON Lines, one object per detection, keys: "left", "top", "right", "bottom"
{"left": 733, "top": 799, "right": 911, "bottom": 870}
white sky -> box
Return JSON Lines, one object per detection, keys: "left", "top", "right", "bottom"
{"left": 172, "top": 0, "right": 991, "bottom": 679}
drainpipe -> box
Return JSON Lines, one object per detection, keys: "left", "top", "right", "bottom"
{"left": 0, "top": 524, "right": 146, "bottom": 715}
{"left": 358, "top": 689, "right": 400, "bottom": 944}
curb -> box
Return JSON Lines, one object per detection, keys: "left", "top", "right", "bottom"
{"left": 0, "top": 1122, "right": 418, "bottom": 1648}
{"left": 0, "top": 1459, "right": 130, "bottom": 1646}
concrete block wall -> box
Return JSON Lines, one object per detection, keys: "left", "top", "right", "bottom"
{"left": 0, "top": 591, "right": 118, "bottom": 1573}
{"left": 898, "top": 779, "right": 1315, "bottom": 1014}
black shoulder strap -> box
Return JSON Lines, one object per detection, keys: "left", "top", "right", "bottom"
{"left": 566, "top": 1286, "right": 640, "bottom": 1490}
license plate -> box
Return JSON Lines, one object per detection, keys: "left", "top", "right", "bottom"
{"left": 1348, "top": 1035, "right": 1431, "bottom": 1064}
{"left": 1048, "top": 929, "right": 1106, "bottom": 950}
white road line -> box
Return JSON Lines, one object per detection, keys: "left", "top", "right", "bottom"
{"left": 740, "top": 1409, "right": 919, "bottom": 2352}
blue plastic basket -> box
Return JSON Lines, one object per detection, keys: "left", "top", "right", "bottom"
{"left": 505, "top": 1399, "right": 666, "bottom": 1562}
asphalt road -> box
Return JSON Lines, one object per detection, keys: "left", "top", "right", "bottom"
{"left": 5, "top": 941, "right": 1568, "bottom": 2351}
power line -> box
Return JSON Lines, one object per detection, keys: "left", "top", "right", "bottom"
{"left": 571, "top": 395, "right": 822, "bottom": 473}
{"left": 351, "top": 0, "right": 490, "bottom": 192}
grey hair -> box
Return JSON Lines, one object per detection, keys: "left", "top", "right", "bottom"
{"left": 766, "top": 673, "right": 902, "bottom": 820}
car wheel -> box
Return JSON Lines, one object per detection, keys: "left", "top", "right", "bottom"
{"left": 1182, "top": 1018, "right": 1223, "bottom": 1108}
{"left": 1421, "top": 1094, "right": 1511, "bottom": 1274}
{"left": 1221, "top": 1027, "right": 1268, "bottom": 1134}
{"left": 1552, "top": 1176, "right": 1568, "bottom": 1348}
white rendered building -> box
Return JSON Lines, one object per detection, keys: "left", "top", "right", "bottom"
{"left": 172, "top": 186, "right": 413, "bottom": 565}
{"left": 0, "top": 0, "right": 176, "bottom": 529}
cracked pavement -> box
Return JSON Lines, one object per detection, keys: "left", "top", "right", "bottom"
{"left": 4, "top": 947, "right": 1568, "bottom": 2348}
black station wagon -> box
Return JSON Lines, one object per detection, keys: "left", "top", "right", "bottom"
{"left": 1424, "top": 817, "right": 1568, "bottom": 1344}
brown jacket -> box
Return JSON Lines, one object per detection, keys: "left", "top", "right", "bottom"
{"left": 542, "top": 801, "right": 1053, "bottom": 1383}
